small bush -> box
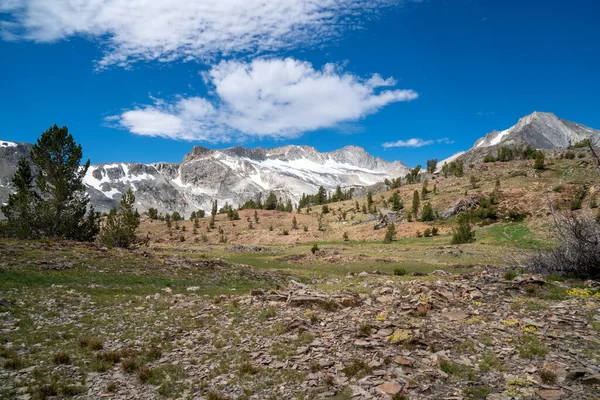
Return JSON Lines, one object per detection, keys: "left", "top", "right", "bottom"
{"left": 526, "top": 213, "right": 600, "bottom": 278}
{"left": 121, "top": 357, "right": 141, "bottom": 372}
{"left": 79, "top": 337, "right": 103, "bottom": 350}
{"left": 504, "top": 270, "right": 518, "bottom": 280}
{"left": 423, "top": 228, "right": 432, "bottom": 237}
{"left": 540, "top": 369, "right": 557, "bottom": 384}
{"left": 53, "top": 352, "right": 71, "bottom": 365}
{"left": 393, "top": 268, "right": 407, "bottom": 276}
{"left": 383, "top": 223, "right": 395, "bottom": 244}
{"left": 259, "top": 307, "right": 276, "bottom": 320}
{"left": 342, "top": 359, "right": 372, "bottom": 377}
{"left": 451, "top": 214, "right": 475, "bottom": 244}
{"left": 516, "top": 334, "right": 548, "bottom": 358}
{"left": 311, "top": 243, "right": 319, "bottom": 254}
{"left": 282, "top": 229, "right": 289, "bottom": 236}
{"left": 431, "top": 226, "right": 439, "bottom": 236}
{"left": 343, "top": 231, "right": 349, "bottom": 241}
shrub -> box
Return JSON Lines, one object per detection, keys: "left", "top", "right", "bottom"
{"left": 53, "top": 352, "right": 71, "bottom": 365}
{"left": 533, "top": 151, "right": 545, "bottom": 170}
{"left": 451, "top": 214, "right": 475, "bottom": 244}
{"left": 421, "top": 203, "right": 435, "bottom": 221}
{"left": 570, "top": 187, "right": 587, "bottom": 210}
{"left": 526, "top": 212, "right": 600, "bottom": 278}
{"left": 383, "top": 223, "right": 395, "bottom": 244}
{"left": 282, "top": 229, "right": 289, "bottom": 236}
{"left": 343, "top": 231, "right": 349, "bottom": 241}
{"left": 303, "top": 225, "right": 308, "bottom": 232}
{"left": 393, "top": 268, "right": 407, "bottom": 276}
{"left": 431, "top": 226, "right": 439, "bottom": 236}
{"left": 311, "top": 243, "right": 319, "bottom": 254}
{"left": 423, "top": 228, "right": 432, "bottom": 237}
{"left": 100, "top": 189, "right": 140, "bottom": 248}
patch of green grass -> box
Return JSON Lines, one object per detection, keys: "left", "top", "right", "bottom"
{"left": 481, "top": 223, "right": 548, "bottom": 249}
{"left": 463, "top": 385, "right": 492, "bottom": 399}
{"left": 478, "top": 351, "right": 504, "bottom": 372}
{"left": 516, "top": 334, "right": 548, "bottom": 358}
{"left": 342, "top": 359, "right": 373, "bottom": 378}
{"left": 439, "top": 359, "right": 477, "bottom": 380}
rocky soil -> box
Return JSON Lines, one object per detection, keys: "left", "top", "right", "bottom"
{"left": 1, "top": 242, "right": 600, "bottom": 399}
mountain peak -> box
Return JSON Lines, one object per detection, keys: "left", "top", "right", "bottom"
{"left": 469, "top": 112, "right": 599, "bottom": 157}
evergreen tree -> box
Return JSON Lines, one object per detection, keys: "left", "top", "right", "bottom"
{"left": 285, "top": 199, "right": 293, "bottom": 213}
{"left": 421, "top": 202, "right": 435, "bottom": 222}
{"left": 147, "top": 208, "right": 159, "bottom": 220}
{"left": 1, "top": 158, "right": 39, "bottom": 238}
{"left": 390, "top": 191, "right": 403, "bottom": 211}
{"left": 211, "top": 200, "right": 218, "bottom": 217}
{"left": 265, "top": 192, "right": 278, "bottom": 210}
{"left": 451, "top": 214, "right": 476, "bottom": 244}
{"left": 421, "top": 180, "right": 429, "bottom": 200}
{"left": 411, "top": 190, "right": 420, "bottom": 218}
{"left": 383, "top": 223, "right": 396, "bottom": 244}
{"left": 534, "top": 151, "right": 546, "bottom": 170}
{"left": 316, "top": 186, "right": 327, "bottom": 205}
{"left": 366, "top": 191, "right": 374, "bottom": 212}
{"left": 426, "top": 159, "right": 438, "bottom": 174}
{"left": 292, "top": 216, "right": 298, "bottom": 229}
{"left": 100, "top": 189, "right": 140, "bottom": 248}
{"left": 8, "top": 125, "right": 99, "bottom": 240}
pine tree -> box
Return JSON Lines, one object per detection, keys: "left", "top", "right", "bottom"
{"left": 451, "top": 214, "right": 476, "bottom": 244}
{"left": 421, "top": 180, "right": 429, "bottom": 200}
{"left": 426, "top": 159, "right": 438, "bottom": 173}
{"left": 1, "top": 158, "right": 39, "bottom": 238}
{"left": 265, "top": 192, "right": 278, "bottom": 210}
{"left": 100, "top": 189, "right": 140, "bottom": 248}
{"left": 6, "top": 125, "right": 99, "bottom": 240}
{"left": 390, "top": 191, "right": 403, "bottom": 211}
{"left": 534, "top": 151, "right": 545, "bottom": 170}
{"left": 367, "top": 191, "right": 373, "bottom": 212}
{"left": 292, "top": 216, "right": 298, "bottom": 229}
{"left": 316, "top": 186, "right": 327, "bottom": 205}
{"left": 412, "top": 190, "right": 420, "bottom": 219}
{"left": 383, "top": 223, "right": 396, "bottom": 244}
{"left": 421, "top": 202, "right": 435, "bottom": 222}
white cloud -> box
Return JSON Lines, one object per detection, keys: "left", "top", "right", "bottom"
{"left": 114, "top": 58, "right": 418, "bottom": 142}
{"left": 382, "top": 137, "right": 453, "bottom": 148}
{"left": 1, "top": 0, "right": 401, "bottom": 69}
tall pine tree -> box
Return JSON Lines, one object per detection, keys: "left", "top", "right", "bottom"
{"left": 1, "top": 158, "right": 39, "bottom": 238}
{"left": 2, "top": 125, "right": 99, "bottom": 240}
{"left": 31, "top": 125, "right": 99, "bottom": 240}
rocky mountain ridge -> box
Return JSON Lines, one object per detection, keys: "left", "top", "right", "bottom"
{"left": 2, "top": 112, "right": 599, "bottom": 216}
{"left": 452, "top": 112, "right": 600, "bottom": 165}
{"left": 0, "top": 142, "right": 409, "bottom": 216}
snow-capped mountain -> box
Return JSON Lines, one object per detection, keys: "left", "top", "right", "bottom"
{"left": 459, "top": 112, "right": 600, "bottom": 163}
{"left": 473, "top": 112, "right": 599, "bottom": 150}
{"left": 1, "top": 143, "right": 409, "bottom": 215}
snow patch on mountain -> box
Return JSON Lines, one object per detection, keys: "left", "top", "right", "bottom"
{"left": 0, "top": 141, "right": 17, "bottom": 148}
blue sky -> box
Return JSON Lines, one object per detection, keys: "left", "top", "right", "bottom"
{"left": 1, "top": 0, "right": 599, "bottom": 167}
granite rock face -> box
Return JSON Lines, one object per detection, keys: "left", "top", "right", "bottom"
{"left": 0, "top": 142, "right": 409, "bottom": 216}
